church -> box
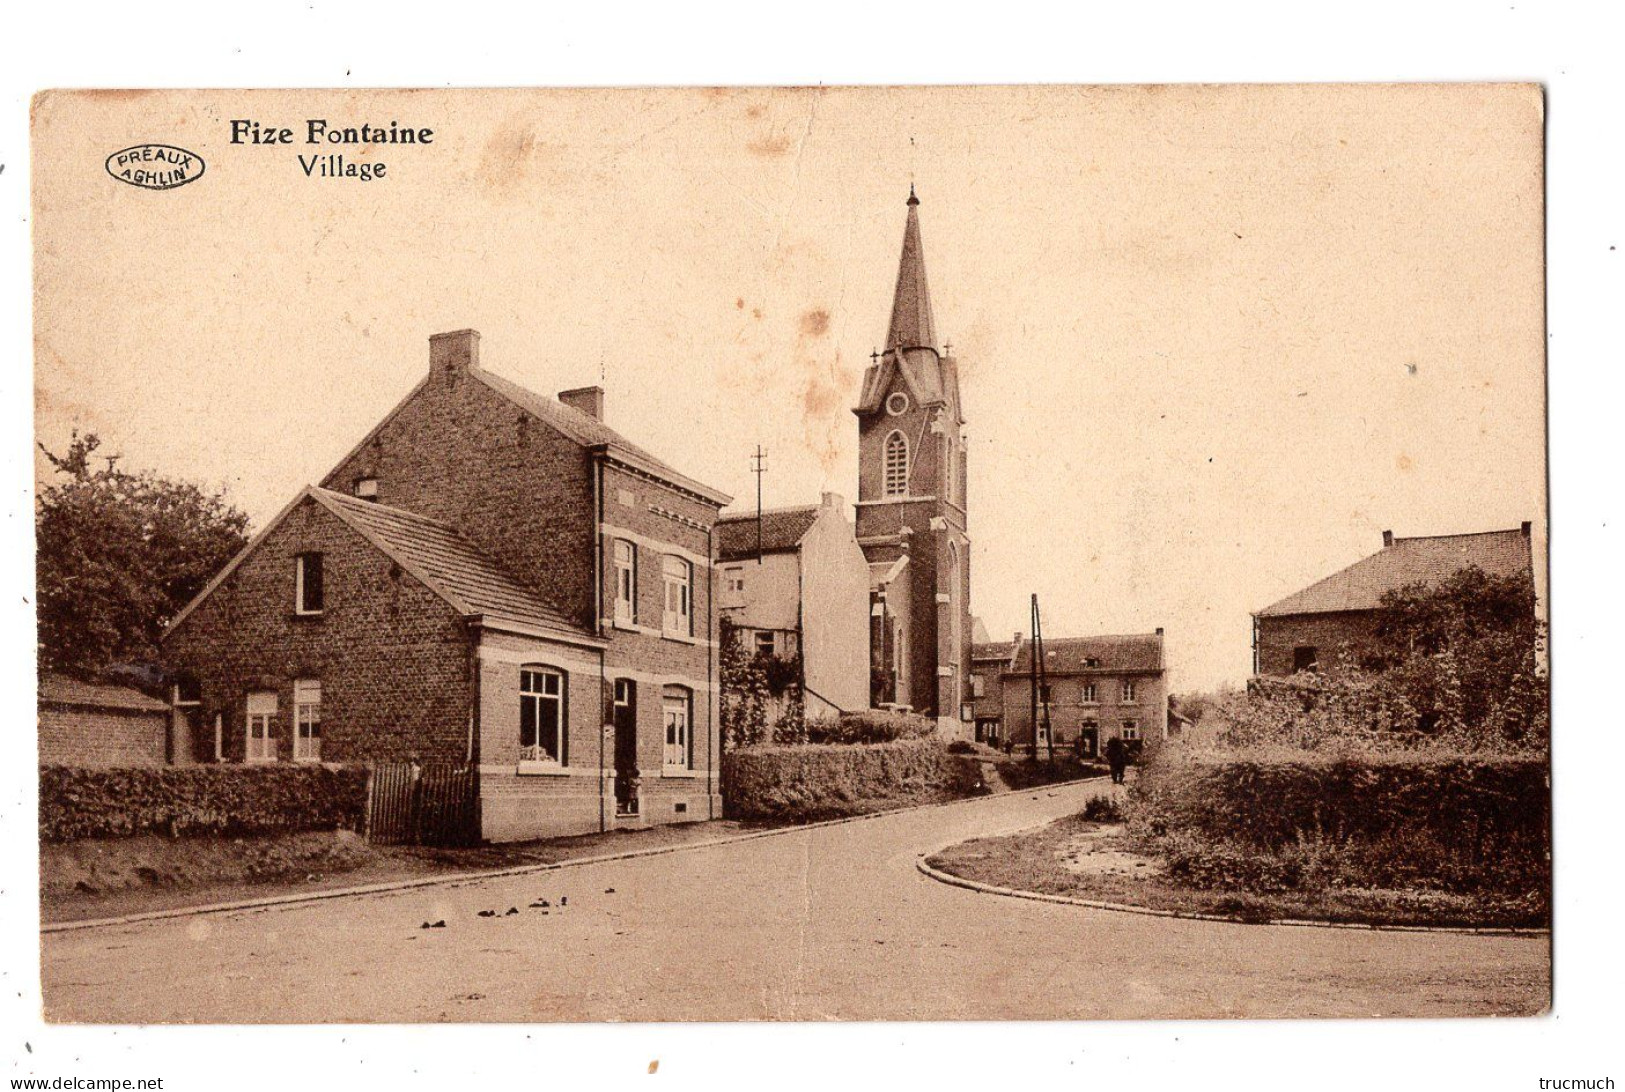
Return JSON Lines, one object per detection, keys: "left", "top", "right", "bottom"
{"left": 854, "top": 189, "right": 974, "bottom": 738}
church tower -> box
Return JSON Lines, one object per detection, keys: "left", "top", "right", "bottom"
{"left": 854, "top": 188, "right": 971, "bottom": 737}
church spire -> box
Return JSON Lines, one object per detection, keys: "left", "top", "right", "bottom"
{"left": 885, "top": 186, "right": 938, "bottom": 353}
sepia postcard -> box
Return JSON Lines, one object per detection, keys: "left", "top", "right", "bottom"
{"left": 31, "top": 84, "right": 1549, "bottom": 1024}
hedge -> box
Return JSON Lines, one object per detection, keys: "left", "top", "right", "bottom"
{"left": 722, "top": 739, "right": 983, "bottom": 823}
{"left": 1132, "top": 750, "right": 1548, "bottom": 893}
{"left": 40, "top": 764, "right": 370, "bottom": 842}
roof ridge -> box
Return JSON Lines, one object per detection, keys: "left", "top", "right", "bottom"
{"left": 310, "top": 486, "right": 461, "bottom": 531}
{"left": 1393, "top": 526, "right": 1528, "bottom": 543}
{"left": 717, "top": 503, "right": 820, "bottom": 521}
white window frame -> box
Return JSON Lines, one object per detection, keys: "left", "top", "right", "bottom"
{"left": 1121, "top": 721, "right": 1140, "bottom": 741}
{"left": 662, "top": 555, "right": 692, "bottom": 637}
{"left": 724, "top": 567, "right": 745, "bottom": 593}
{"left": 883, "top": 431, "right": 910, "bottom": 497}
{"left": 293, "top": 678, "right": 322, "bottom": 762}
{"left": 354, "top": 477, "right": 379, "bottom": 500}
{"left": 662, "top": 686, "right": 692, "bottom": 772}
{"left": 754, "top": 630, "right": 776, "bottom": 657}
{"left": 246, "top": 691, "right": 278, "bottom": 763}
{"left": 519, "top": 666, "right": 566, "bottom": 766}
{"left": 294, "top": 552, "right": 324, "bottom": 615}
{"left": 1121, "top": 680, "right": 1138, "bottom": 702}
{"left": 1080, "top": 683, "right": 1098, "bottom": 704}
{"left": 613, "top": 539, "right": 637, "bottom": 625}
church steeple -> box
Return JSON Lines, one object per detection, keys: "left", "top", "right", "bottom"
{"left": 885, "top": 186, "right": 938, "bottom": 353}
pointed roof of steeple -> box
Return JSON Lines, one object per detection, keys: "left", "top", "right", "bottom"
{"left": 886, "top": 185, "right": 938, "bottom": 353}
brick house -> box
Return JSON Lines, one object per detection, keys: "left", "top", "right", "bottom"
{"left": 715, "top": 493, "right": 871, "bottom": 718}
{"left": 973, "top": 632, "right": 1169, "bottom": 758}
{"left": 968, "top": 635, "right": 1019, "bottom": 745}
{"left": 38, "top": 673, "right": 170, "bottom": 767}
{"left": 162, "top": 329, "right": 731, "bottom": 842}
{"left": 1253, "top": 524, "right": 1534, "bottom": 677}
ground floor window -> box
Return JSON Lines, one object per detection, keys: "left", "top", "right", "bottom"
{"left": 1121, "top": 720, "right": 1140, "bottom": 741}
{"left": 293, "top": 678, "right": 322, "bottom": 762}
{"left": 754, "top": 630, "right": 776, "bottom": 657}
{"left": 663, "top": 685, "right": 692, "bottom": 771}
{"left": 520, "top": 666, "right": 566, "bottom": 764}
{"left": 1293, "top": 645, "right": 1319, "bottom": 673}
{"left": 246, "top": 690, "right": 278, "bottom": 762}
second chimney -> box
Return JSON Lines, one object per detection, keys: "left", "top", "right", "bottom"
{"left": 559, "top": 386, "right": 604, "bottom": 421}
{"left": 1382, "top": 530, "right": 1395, "bottom": 548}
{"left": 430, "top": 329, "right": 480, "bottom": 378}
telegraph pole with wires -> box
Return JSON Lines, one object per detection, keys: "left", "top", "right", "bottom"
{"left": 751, "top": 445, "right": 767, "bottom": 564}
{"left": 1034, "top": 595, "right": 1054, "bottom": 763}
{"left": 1028, "top": 595, "right": 1040, "bottom": 761}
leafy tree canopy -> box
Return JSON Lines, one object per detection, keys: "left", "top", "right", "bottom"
{"left": 36, "top": 432, "right": 250, "bottom": 678}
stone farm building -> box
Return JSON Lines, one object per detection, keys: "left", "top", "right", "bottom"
{"left": 162, "top": 329, "right": 732, "bottom": 841}
{"left": 970, "top": 632, "right": 1170, "bottom": 757}
{"left": 1252, "top": 523, "right": 1534, "bottom": 677}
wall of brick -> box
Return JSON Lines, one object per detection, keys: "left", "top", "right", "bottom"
{"left": 1255, "top": 611, "right": 1381, "bottom": 677}
{"left": 1000, "top": 671, "right": 1169, "bottom": 755}
{"left": 38, "top": 705, "right": 168, "bottom": 767}
{"left": 163, "top": 497, "right": 473, "bottom": 765}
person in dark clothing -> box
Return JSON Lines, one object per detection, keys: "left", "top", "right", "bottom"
{"left": 1104, "top": 735, "right": 1128, "bottom": 784}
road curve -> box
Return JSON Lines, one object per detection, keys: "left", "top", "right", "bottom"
{"left": 42, "top": 781, "right": 1548, "bottom": 1022}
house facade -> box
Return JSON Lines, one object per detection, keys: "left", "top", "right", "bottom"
{"left": 162, "top": 329, "right": 731, "bottom": 842}
{"left": 715, "top": 493, "right": 871, "bottom": 719}
{"left": 1253, "top": 524, "right": 1534, "bottom": 677}
{"left": 853, "top": 189, "right": 973, "bottom": 737}
{"left": 974, "top": 632, "right": 1170, "bottom": 757}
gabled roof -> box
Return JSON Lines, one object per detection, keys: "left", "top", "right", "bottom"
{"left": 1010, "top": 634, "right": 1165, "bottom": 676}
{"left": 164, "top": 486, "right": 600, "bottom": 646}
{"left": 1256, "top": 527, "right": 1534, "bottom": 618}
{"left": 972, "top": 641, "right": 1018, "bottom": 664}
{"left": 312, "top": 489, "right": 591, "bottom": 639}
{"left": 39, "top": 673, "right": 168, "bottom": 713}
{"left": 714, "top": 505, "right": 820, "bottom": 562}
{"left": 470, "top": 368, "right": 731, "bottom": 507}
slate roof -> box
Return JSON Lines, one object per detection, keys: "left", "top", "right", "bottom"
{"left": 1256, "top": 528, "right": 1533, "bottom": 618}
{"left": 39, "top": 674, "right": 168, "bottom": 713}
{"left": 972, "top": 641, "right": 1018, "bottom": 663}
{"left": 1010, "top": 634, "right": 1165, "bottom": 676}
{"left": 472, "top": 368, "right": 729, "bottom": 505}
{"left": 312, "top": 489, "right": 589, "bottom": 636}
{"left": 714, "top": 505, "right": 821, "bottom": 561}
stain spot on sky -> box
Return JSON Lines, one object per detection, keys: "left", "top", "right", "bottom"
{"left": 800, "top": 309, "right": 830, "bottom": 336}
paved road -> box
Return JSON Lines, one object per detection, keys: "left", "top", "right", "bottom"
{"left": 42, "top": 782, "right": 1548, "bottom": 1022}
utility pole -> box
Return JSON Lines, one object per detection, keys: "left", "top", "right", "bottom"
{"left": 1035, "top": 595, "right": 1054, "bottom": 763}
{"left": 751, "top": 445, "right": 767, "bottom": 565}
{"left": 1028, "top": 594, "right": 1040, "bottom": 761}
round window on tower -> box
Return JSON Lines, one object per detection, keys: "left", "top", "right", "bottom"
{"left": 885, "top": 392, "right": 910, "bottom": 416}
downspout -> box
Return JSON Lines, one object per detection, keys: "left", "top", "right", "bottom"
{"left": 707, "top": 519, "right": 716, "bottom": 816}
{"left": 466, "top": 620, "right": 481, "bottom": 765}
{"left": 597, "top": 459, "right": 609, "bottom": 834}
{"left": 1251, "top": 613, "right": 1260, "bottom": 677}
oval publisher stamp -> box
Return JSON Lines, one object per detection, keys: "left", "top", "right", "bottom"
{"left": 105, "top": 144, "right": 205, "bottom": 190}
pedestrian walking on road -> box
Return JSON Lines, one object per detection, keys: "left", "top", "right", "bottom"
{"left": 1104, "top": 735, "right": 1128, "bottom": 785}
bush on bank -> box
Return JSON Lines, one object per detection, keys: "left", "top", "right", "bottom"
{"left": 722, "top": 738, "right": 982, "bottom": 823}
{"left": 40, "top": 764, "right": 370, "bottom": 842}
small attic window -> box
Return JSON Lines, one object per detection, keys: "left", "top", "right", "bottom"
{"left": 354, "top": 477, "right": 379, "bottom": 501}
{"left": 1083, "top": 657, "right": 1100, "bottom": 668}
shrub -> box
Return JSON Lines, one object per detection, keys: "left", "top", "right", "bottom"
{"left": 40, "top": 764, "right": 370, "bottom": 842}
{"left": 722, "top": 739, "right": 981, "bottom": 823}
{"left": 1080, "top": 795, "right": 1123, "bottom": 823}
{"left": 1130, "top": 748, "right": 1548, "bottom": 894}
{"left": 807, "top": 709, "right": 936, "bottom": 745}
{"left": 995, "top": 754, "right": 1103, "bottom": 790}
{"left": 946, "top": 740, "right": 976, "bottom": 755}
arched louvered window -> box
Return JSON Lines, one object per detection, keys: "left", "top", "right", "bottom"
{"left": 883, "top": 431, "right": 909, "bottom": 497}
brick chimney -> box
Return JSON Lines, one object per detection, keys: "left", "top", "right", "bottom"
{"left": 1520, "top": 520, "right": 1532, "bottom": 538}
{"left": 559, "top": 385, "right": 604, "bottom": 421}
{"left": 820, "top": 491, "right": 845, "bottom": 510}
{"left": 1382, "top": 529, "right": 1394, "bottom": 548}
{"left": 430, "top": 329, "right": 479, "bottom": 378}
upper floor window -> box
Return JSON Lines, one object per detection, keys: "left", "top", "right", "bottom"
{"left": 246, "top": 690, "right": 278, "bottom": 763}
{"left": 295, "top": 552, "right": 324, "bottom": 615}
{"left": 662, "top": 555, "right": 692, "bottom": 637}
{"left": 520, "top": 666, "right": 566, "bottom": 764}
{"left": 662, "top": 685, "right": 693, "bottom": 771}
{"left": 1121, "top": 680, "right": 1138, "bottom": 703}
{"left": 293, "top": 679, "right": 322, "bottom": 762}
{"left": 354, "top": 477, "right": 379, "bottom": 501}
{"left": 724, "top": 567, "right": 746, "bottom": 594}
{"left": 754, "top": 630, "right": 776, "bottom": 657}
{"left": 613, "top": 539, "right": 637, "bottom": 625}
{"left": 970, "top": 674, "right": 986, "bottom": 699}
{"left": 883, "top": 431, "right": 909, "bottom": 497}
{"left": 1080, "top": 683, "right": 1098, "bottom": 704}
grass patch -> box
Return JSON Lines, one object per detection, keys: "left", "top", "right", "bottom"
{"left": 926, "top": 813, "right": 1548, "bottom": 930}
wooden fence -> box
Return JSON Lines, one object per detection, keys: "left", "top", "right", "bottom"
{"left": 364, "top": 763, "right": 479, "bottom": 847}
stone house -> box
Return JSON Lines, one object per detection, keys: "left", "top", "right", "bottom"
{"left": 1253, "top": 524, "right": 1534, "bottom": 677}
{"left": 715, "top": 493, "right": 871, "bottom": 719}
{"left": 38, "top": 673, "right": 171, "bottom": 767}
{"left": 162, "top": 329, "right": 731, "bottom": 842}
{"left": 975, "top": 632, "right": 1170, "bottom": 757}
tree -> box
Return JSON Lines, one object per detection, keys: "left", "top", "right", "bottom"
{"left": 36, "top": 432, "right": 250, "bottom": 676}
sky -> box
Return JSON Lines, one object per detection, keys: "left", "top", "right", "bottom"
{"left": 32, "top": 85, "right": 1546, "bottom": 690}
